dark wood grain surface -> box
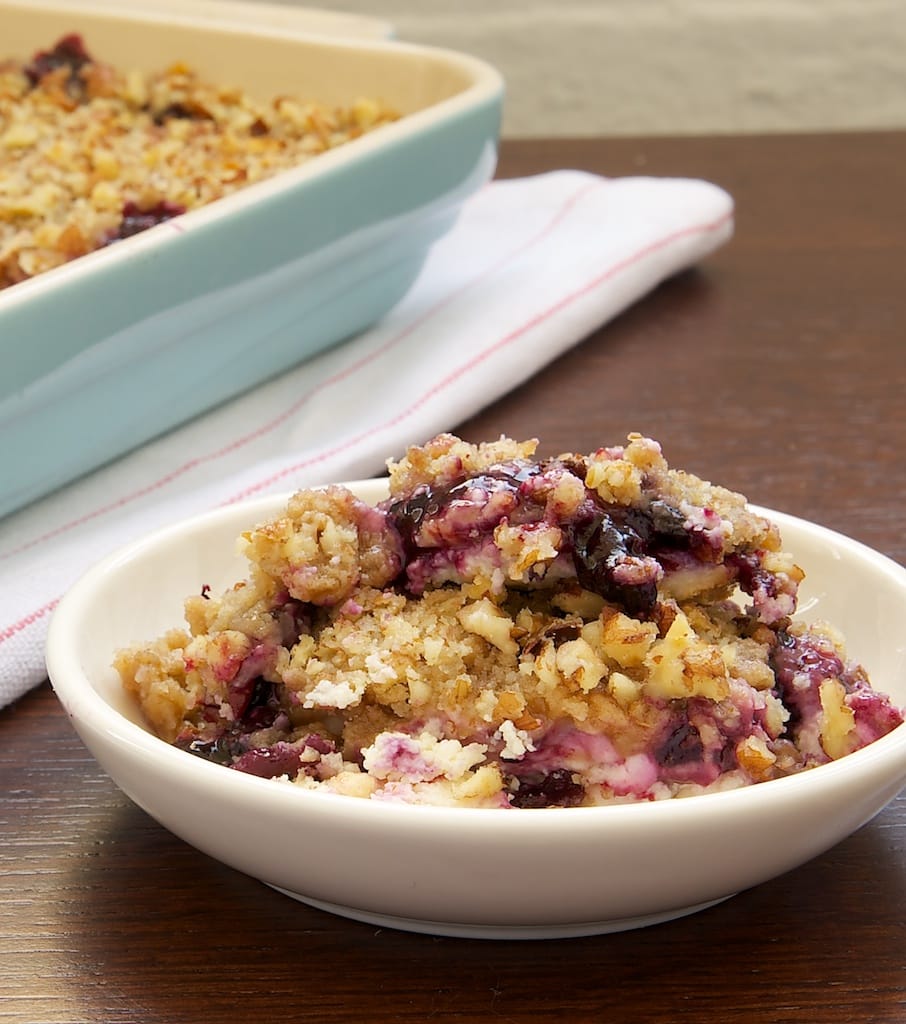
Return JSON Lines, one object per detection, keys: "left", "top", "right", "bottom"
{"left": 3, "top": 133, "right": 905, "bottom": 1024}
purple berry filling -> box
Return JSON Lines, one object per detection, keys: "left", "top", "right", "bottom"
{"left": 509, "top": 768, "right": 585, "bottom": 808}
{"left": 387, "top": 464, "right": 539, "bottom": 558}
{"left": 771, "top": 629, "right": 902, "bottom": 751}
{"left": 656, "top": 719, "right": 706, "bottom": 770}
{"left": 231, "top": 741, "right": 307, "bottom": 779}
{"left": 24, "top": 33, "right": 92, "bottom": 90}
{"left": 103, "top": 200, "right": 187, "bottom": 244}
{"left": 386, "top": 462, "right": 739, "bottom": 619}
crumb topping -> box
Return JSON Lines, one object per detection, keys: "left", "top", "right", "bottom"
{"left": 115, "top": 434, "right": 904, "bottom": 807}
{"left": 0, "top": 34, "right": 399, "bottom": 289}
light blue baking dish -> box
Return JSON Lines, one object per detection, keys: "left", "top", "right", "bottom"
{"left": 0, "top": 1, "right": 503, "bottom": 518}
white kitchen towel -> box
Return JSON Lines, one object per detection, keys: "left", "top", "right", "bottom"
{"left": 0, "top": 170, "right": 733, "bottom": 708}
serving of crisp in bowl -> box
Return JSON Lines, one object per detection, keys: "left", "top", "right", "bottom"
{"left": 46, "top": 434, "right": 906, "bottom": 938}
{"left": 0, "top": 0, "right": 503, "bottom": 517}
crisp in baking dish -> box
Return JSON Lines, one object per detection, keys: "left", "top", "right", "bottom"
{"left": 0, "top": 0, "right": 503, "bottom": 517}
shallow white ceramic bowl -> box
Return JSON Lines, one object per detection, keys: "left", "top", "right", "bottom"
{"left": 46, "top": 481, "right": 906, "bottom": 939}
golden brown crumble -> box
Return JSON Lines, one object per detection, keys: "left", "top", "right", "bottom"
{"left": 115, "top": 434, "right": 903, "bottom": 807}
{"left": 0, "top": 34, "right": 398, "bottom": 289}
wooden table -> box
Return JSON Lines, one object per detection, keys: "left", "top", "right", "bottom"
{"left": 2, "top": 133, "right": 905, "bottom": 1023}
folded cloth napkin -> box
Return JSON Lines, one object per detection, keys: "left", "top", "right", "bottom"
{"left": 0, "top": 170, "right": 733, "bottom": 709}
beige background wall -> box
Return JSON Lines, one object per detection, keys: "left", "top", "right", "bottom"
{"left": 272, "top": 0, "right": 906, "bottom": 137}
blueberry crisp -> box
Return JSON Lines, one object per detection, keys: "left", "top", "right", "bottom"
{"left": 115, "top": 434, "right": 904, "bottom": 807}
{"left": 0, "top": 35, "right": 398, "bottom": 289}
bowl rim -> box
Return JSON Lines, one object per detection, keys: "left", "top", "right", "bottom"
{"left": 45, "top": 485, "right": 906, "bottom": 833}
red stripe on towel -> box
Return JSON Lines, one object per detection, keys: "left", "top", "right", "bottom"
{"left": 0, "top": 598, "right": 59, "bottom": 645}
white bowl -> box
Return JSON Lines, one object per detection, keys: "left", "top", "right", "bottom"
{"left": 46, "top": 481, "right": 906, "bottom": 939}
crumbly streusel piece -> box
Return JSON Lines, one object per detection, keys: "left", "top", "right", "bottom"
{"left": 242, "top": 486, "right": 402, "bottom": 607}
{"left": 115, "top": 433, "right": 904, "bottom": 807}
{"left": 386, "top": 433, "right": 539, "bottom": 493}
